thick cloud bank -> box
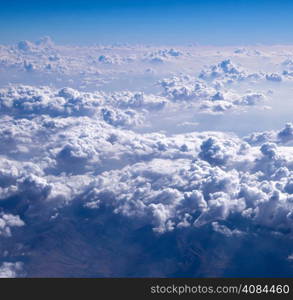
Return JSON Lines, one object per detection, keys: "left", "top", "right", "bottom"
{"left": 0, "top": 39, "right": 293, "bottom": 277}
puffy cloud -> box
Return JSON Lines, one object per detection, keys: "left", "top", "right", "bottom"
{"left": 233, "top": 48, "right": 262, "bottom": 56}
{"left": 198, "top": 59, "right": 262, "bottom": 83}
{"left": 277, "top": 123, "right": 293, "bottom": 143}
{"left": 211, "top": 222, "right": 244, "bottom": 237}
{"left": 234, "top": 92, "right": 266, "bottom": 106}
{"left": 199, "top": 137, "right": 237, "bottom": 166}
{"left": 0, "top": 85, "right": 152, "bottom": 128}
{"left": 158, "top": 75, "right": 268, "bottom": 114}
{"left": 17, "top": 36, "right": 54, "bottom": 53}
{"left": 0, "top": 112, "right": 291, "bottom": 276}
{"left": 245, "top": 122, "right": 293, "bottom": 146}
{"left": 159, "top": 76, "right": 216, "bottom": 101}
{"left": 71, "top": 133, "right": 283, "bottom": 235}
{"left": 282, "top": 58, "right": 293, "bottom": 68}
{"left": 143, "top": 48, "right": 183, "bottom": 63}
{"left": 109, "top": 92, "right": 167, "bottom": 111}
{"left": 0, "top": 214, "right": 25, "bottom": 237}
{"left": 266, "top": 73, "right": 282, "bottom": 82}
{"left": 17, "top": 40, "right": 35, "bottom": 52}
{"left": 3, "top": 99, "right": 293, "bottom": 240}
{"left": 1, "top": 41, "right": 293, "bottom": 277}
{"left": 0, "top": 262, "right": 24, "bottom": 278}
{"left": 98, "top": 54, "right": 126, "bottom": 65}
{"left": 0, "top": 85, "right": 103, "bottom": 118}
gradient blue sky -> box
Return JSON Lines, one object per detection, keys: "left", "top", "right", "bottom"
{"left": 0, "top": 0, "right": 293, "bottom": 45}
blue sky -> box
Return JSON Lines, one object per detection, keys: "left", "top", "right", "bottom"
{"left": 1, "top": 0, "right": 293, "bottom": 45}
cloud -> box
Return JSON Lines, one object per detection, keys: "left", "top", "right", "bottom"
{"left": 0, "top": 85, "right": 150, "bottom": 128}
{"left": 0, "top": 90, "right": 291, "bottom": 276}
{"left": 0, "top": 214, "right": 25, "bottom": 237}
{"left": 245, "top": 122, "right": 293, "bottom": 146}
{"left": 211, "top": 222, "right": 244, "bottom": 237}
{"left": 1, "top": 41, "right": 293, "bottom": 277}
{"left": 158, "top": 75, "right": 268, "bottom": 113}
{"left": 17, "top": 36, "right": 55, "bottom": 53}
{"left": 72, "top": 131, "right": 288, "bottom": 235}
{"left": 2, "top": 94, "right": 292, "bottom": 239}
{"left": 198, "top": 59, "right": 263, "bottom": 83}
{"left": 143, "top": 48, "right": 184, "bottom": 63}
{"left": 0, "top": 262, "right": 24, "bottom": 278}
{"left": 266, "top": 73, "right": 283, "bottom": 82}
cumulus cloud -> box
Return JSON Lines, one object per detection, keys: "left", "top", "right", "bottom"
{"left": 245, "top": 122, "right": 293, "bottom": 146}
{"left": 74, "top": 129, "right": 293, "bottom": 237}
{"left": 1, "top": 90, "right": 293, "bottom": 239}
{"left": 0, "top": 85, "right": 152, "bottom": 128}
{"left": 158, "top": 74, "right": 268, "bottom": 113}
{"left": 198, "top": 59, "right": 263, "bottom": 83}
{"left": 0, "top": 262, "right": 24, "bottom": 278}
{"left": 266, "top": 73, "right": 283, "bottom": 82}
{"left": 143, "top": 48, "right": 183, "bottom": 63}
{"left": 1, "top": 41, "right": 293, "bottom": 277}
{"left": 0, "top": 214, "right": 25, "bottom": 237}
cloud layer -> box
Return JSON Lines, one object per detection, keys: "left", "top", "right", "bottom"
{"left": 1, "top": 39, "right": 293, "bottom": 277}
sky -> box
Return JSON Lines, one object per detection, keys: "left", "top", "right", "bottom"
{"left": 0, "top": 0, "right": 293, "bottom": 45}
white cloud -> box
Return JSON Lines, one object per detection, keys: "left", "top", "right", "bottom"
{"left": 1, "top": 40, "right": 293, "bottom": 276}
{"left": 0, "top": 214, "right": 24, "bottom": 237}
{"left": 266, "top": 73, "right": 283, "bottom": 82}
{"left": 0, "top": 262, "right": 23, "bottom": 278}
{"left": 198, "top": 59, "right": 263, "bottom": 83}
